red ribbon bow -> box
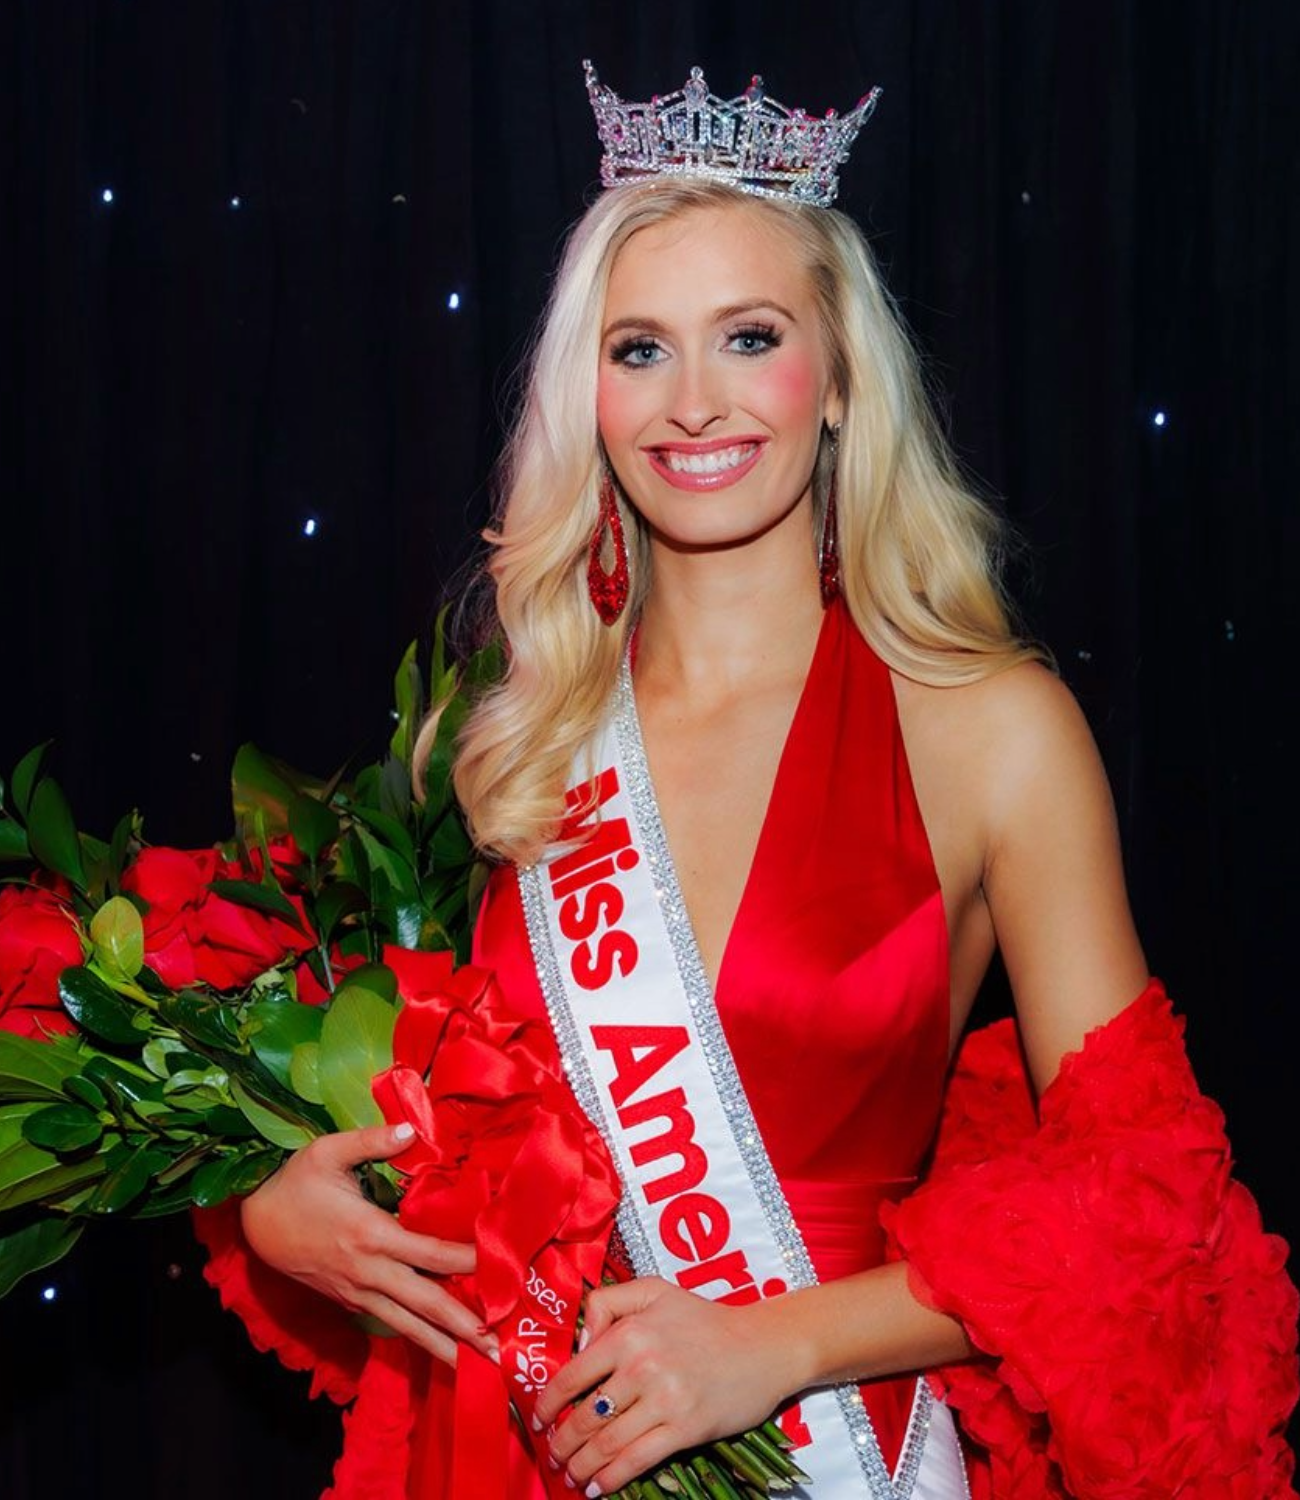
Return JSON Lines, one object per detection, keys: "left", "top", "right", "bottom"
{"left": 371, "top": 948, "right": 620, "bottom": 1498}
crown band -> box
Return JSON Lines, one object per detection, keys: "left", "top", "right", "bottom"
{"left": 584, "top": 61, "right": 879, "bottom": 209}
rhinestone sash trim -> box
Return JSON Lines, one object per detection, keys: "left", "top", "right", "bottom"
{"left": 519, "top": 656, "right": 936, "bottom": 1496}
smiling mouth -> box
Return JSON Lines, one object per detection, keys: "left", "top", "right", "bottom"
{"left": 659, "top": 442, "right": 760, "bottom": 475}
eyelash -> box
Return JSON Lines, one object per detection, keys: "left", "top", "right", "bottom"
{"left": 607, "top": 322, "right": 783, "bottom": 368}
{"left": 727, "top": 322, "right": 781, "bottom": 356}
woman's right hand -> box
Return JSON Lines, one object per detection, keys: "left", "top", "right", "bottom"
{"left": 240, "top": 1121, "right": 494, "bottom": 1367}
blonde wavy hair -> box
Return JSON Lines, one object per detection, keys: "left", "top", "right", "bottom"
{"left": 421, "top": 178, "right": 1042, "bottom": 865}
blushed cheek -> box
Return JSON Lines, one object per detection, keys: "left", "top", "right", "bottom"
{"left": 762, "top": 350, "right": 822, "bottom": 420}
{"left": 596, "top": 376, "right": 634, "bottom": 448}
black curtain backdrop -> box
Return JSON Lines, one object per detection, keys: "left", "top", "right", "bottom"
{"left": 3, "top": 3, "right": 1297, "bottom": 1494}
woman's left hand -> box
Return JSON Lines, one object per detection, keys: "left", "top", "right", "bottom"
{"left": 533, "top": 1276, "right": 799, "bottom": 1496}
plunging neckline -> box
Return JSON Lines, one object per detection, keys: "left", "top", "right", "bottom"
{"left": 626, "top": 604, "right": 836, "bottom": 999}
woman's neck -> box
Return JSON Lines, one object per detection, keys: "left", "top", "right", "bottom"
{"left": 634, "top": 546, "right": 825, "bottom": 700}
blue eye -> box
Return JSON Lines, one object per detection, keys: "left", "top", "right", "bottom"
{"left": 727, "top": 323, "right": 781, "bottom": 356}
{"left": 610, "top": 337, "right": 664, "bottom": 368}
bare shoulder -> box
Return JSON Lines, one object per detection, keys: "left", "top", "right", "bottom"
{"left": 894, "top": 661, "right": 1147, "bottom": 1086}
{"left": 892, "top": 660, "right": 1107, "bottom": 848}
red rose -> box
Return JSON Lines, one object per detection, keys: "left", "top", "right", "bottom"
{"left": 0, "top": 883, "right": 82, "bottom": 1038}
{"left": 121, "top": 846, "right": 313, "bottom": 990}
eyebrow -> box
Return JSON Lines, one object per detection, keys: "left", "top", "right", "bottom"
{"left": 602, "top": 298, "right": 799, "bottom": 340}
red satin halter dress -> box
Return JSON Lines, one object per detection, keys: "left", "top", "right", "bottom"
{"left": 473, "top": 599, "right": 953, "bottom": 1488}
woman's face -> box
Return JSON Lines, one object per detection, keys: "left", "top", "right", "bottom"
{"left": 596, "top": 202, "right": 841, "bottom": 558}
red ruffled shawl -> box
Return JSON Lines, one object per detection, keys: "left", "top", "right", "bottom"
{"left": 195, "top": 981, "right": 1299, "bottom": 1498}
{"left": 884, "top": 980, "right": 1299, "bottom": 1498}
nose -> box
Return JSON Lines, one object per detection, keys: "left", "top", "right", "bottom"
{"left": 666, "top": 352, "right": 726, "bottom": 435}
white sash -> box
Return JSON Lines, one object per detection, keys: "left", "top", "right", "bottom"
{"left": 518, "top": 660, "right": 969, "bottom": 1499}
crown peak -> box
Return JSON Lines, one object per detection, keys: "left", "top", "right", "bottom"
{"left": 584, "top": 62, "right": 880, "bottom": 209}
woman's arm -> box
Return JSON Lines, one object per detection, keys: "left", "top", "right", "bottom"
{"left": 970, "top": 662, "right": 1148, "bottom": 1087}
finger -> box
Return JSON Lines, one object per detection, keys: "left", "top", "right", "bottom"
{"left": 581, "top": 1277, "right": 663, "bottom": 1343}
{"left": 584, "top": 1424, "right": 683, "bottom": 1498}
{"left": 354, "top": 1288, "right": 463, "bottom": 1366}
{"left": 306, "top": 1120, "right": 419, "bottom": 1171}
{"left": 549, "top": 1385, "right": 639, "bottom": 1467}
{"left": 533, "top": 1337, "right": 619, "bottom": 1428}
{"left": 370, "top": 1217, "right": 476, "bottom": 1278}
{"left": 376, "top": 1262, "right": 494, "bottom": 1351}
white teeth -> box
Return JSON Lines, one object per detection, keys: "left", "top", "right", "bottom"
{"left": 661, "top": 444, "right": 756, "bottom": 475}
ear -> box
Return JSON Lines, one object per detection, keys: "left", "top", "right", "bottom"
{"left": 823, "top": 382, "right": 844, "bottom": 433}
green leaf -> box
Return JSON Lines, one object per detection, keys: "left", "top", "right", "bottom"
{"left": 338, "top": 963, "right": 398, "bottom": 1004}
{"left": 288, "top": 1041, "right": 323, "bottom": 1104}
{"left": 152, "top": 1139, "right": 215, "bottom": 1187}
{"left": 0, "top": 1139, "right": 107, "bottom": 1212}
{"left": 23, "top": 1104, "right": 105, "bottom": 1153}
{"left": 317, "top": 982, "right": 396, "bottom": 1131}
{"left": 0, "top": 1103, "right": 45, "bottom": 1148}
{"left": 163, "top": 1066, "right": 229, "bottom": 1093}
{"left": 229, "top": 1077, "right": 319, "bottom": 1151}
{"left": 107, "top": 810, "right": 138, "bottom": 889}
{"left": 10, "top": 743, "right": 50, "bottom": 820}
{"left": 86, "top": 1142, "right": 172, "bottom": 1214}
{"left": 393, "top": 900, "right": 427, "bottom": 952}
{"left": 0, "top": 818, "right": 30, "bottom": 861}
{"left": 142, "top": 1037, "right": 183, "bottom": 1079}
{"left": 26, "top": 778, "right": 88, "bottom": 889}
{"left": 231, "top": 743, "right": 296, "bottom": 833}
{"left": 190, "top": 1148, "right": 282, "bottom": 1209}
{"left": 200, "top": 1104, "right": 260, "bottom": 1139}
{"left": 288, "top": 792, "right": 341, "bottom": 863}
{"left": 163, "top": 1046, "right": 220, "bottom": 1077}
{"left": 376, "top": 753, "right": 412, "bottom": 824}
{"left": 390, "top": 638, "right": 424, "bottom": 764}
{"left": 206, "top": 876, "right": 308, "bottom": 935}
{"left": 463, "top": 635, "right": 504, "bottom": 693}
{"left": 0, "top": 1032, "right": 86, "bottom": 1101}
{"left": 131, "top": 1177, "right": 209, "bottom": 1217}
{"left": 157, "top": 991, "right": 241, "bottom": 1051}
{"left": 59, "top": 967, "right": 146, "bottom": 1045}
{"left": 429, "top": 808, "right": 473, "bottom": 868}
{"left": 0, "top": 1215, "right": 85, "bottom": 1298}
{"left": 82, "top": 1055, "right": 165, "bottom": 1108}
{"left": 89, "top": 895, "right": 145, "bottom": 981}
{"left": 230, "top": 744, "right": 328, "bottom": 838}
{"left": 63, "top": 1074, "right": 108, "bottom": 1110}
{"left": 245, "top": 996, "right": 325, "bottom": 1089}
{"left": 312, "top": 881, "right": 369, "bottom": 948}
{"left": 351, "top": 826, "right": 416, "bottom": 908}
{"left": 347, "top": 804, "right": 418, "bottom": 872}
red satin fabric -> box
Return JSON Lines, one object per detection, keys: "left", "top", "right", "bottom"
{"left": 475, "top": 600, "right": 951, "bottom": 1477}
{"left": 369, "top": 951, "right": 618, "bottom": 1500}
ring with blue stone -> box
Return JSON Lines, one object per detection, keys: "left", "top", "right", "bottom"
{"left": 592, "top": 1391, "right": 618, "bottom": 1420}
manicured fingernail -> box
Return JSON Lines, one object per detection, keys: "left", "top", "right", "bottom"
{"left": 577, "top": 1326, "right": 590, "bottom": 1351}
{"left": 531, "top": 1413, "right": 544, "bottom": 1433}
{"left": 586, "top": 1484, "right": 603, "bottom": 1499}
{"left": 546, "top": 1451, "right": 559, "bottom": 1470}
{"left": 486, "top": 1344, "right": 500, "bottom": 1365}
{"left": 393, "top": 1122, "right": 415, "bottom": 1141}
{"left": 563, "top": 1473, "right": 575, "bottom": 1489}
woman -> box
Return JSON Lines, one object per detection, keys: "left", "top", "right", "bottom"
{"left": 214, "top": 66, "right": 1298, "bottom": 1499}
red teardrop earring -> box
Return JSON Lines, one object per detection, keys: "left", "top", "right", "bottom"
{"left": 587, "top": 467, "right": 630, "bottom": 625}
{"left": 818, "top": 424, "right": 842, "bottom": 607}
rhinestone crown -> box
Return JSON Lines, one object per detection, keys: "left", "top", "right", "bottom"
{"left": 584, "top": 60, "right": 879, "bottom": 209}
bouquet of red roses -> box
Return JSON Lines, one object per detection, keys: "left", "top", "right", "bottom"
{"left": 0, "top": 623, "right": 809, "bottom": 1499}
{"left": 0, "top": 621, "right": 494, "bottom": 1294}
